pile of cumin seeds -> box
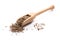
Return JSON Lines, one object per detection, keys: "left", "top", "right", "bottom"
{"left": 10, "top": 24, "right": 24, "bottom": 32}
{"left": 10, "top": 14, "right": 31, "bottom": 32}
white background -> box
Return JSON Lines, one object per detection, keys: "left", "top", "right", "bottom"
{"left": 0, "top": 0, "right": 60, "bottom": 40}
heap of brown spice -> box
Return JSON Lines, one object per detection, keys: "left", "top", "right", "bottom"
{"left": 10, "top": 14, "right": 31, "bottom": 32}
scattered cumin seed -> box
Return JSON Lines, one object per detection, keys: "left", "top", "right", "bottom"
{"left": 34, "top": 23, "right": 45, "bottom": 31}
